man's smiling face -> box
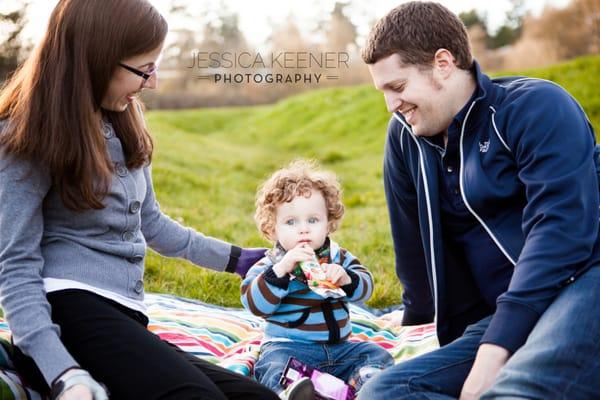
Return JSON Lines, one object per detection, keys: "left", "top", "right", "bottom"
{"left": 368, "top": 53, "right": 455, "bottom": 137}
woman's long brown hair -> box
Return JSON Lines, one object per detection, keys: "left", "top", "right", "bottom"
{"left": 0, "top": 0, "right": 167, "bottom": 211}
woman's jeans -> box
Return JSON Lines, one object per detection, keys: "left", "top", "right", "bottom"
{"left": 358, "top": 266, "right": 600, "bottom": 399}
{"left": 254, "top": 339, "right": 394, "bottom": 393}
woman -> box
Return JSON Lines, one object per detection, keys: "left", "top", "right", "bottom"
{"left": 0, "top": 1, "right": 278, "bottom": 399}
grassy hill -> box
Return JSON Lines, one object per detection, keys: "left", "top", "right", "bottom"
{"left": 144, "top": 55, "right": 600, "bottom": 308}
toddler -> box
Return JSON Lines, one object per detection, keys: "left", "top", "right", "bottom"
{"left": 241, "top": 160, "right": 393, "bottom": 399}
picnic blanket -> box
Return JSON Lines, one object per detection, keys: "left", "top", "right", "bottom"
{"left": 0, "top": 293, "right": 438, "bottom": 399}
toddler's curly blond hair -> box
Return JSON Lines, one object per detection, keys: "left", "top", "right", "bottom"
{"left": 255, "top": 159, "right": 344, "bottom": 241}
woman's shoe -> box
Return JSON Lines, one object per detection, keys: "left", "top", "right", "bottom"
{"left": 279, "top": 377, "right": 315, "bottom": 400}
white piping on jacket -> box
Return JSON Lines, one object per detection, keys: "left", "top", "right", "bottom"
{"left": 489, "top": 106, "right": 512, "bottom": 153}
{"left": 459, "top": 103, "right": 517, "bottom": 266}
{"left": 393, "top": 113, "right": 439, "bottom": 321}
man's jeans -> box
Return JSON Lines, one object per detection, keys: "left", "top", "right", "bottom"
{"left": 358, "top": 266, "right": 600, "bottom": 399}
{"left": 254, "top": 340, "right": 394, "bottom": 393}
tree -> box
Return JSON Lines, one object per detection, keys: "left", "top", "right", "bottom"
{"left": 467, "top": 24, "right": 488, "bottom": 61}
{"left": 218, "top": 13, "right": 248, "bottom": 51}
{"left": 0, "top": 1, "right": 29, "bottom": 82}
{"left": 500, "top": 0, "right": 599, "bottom": 70}
{"left": 459, "top": 9, "right": 487, "bottom": 31}
{"left": 268, "top": 14, "right": 310, "bottom": 53}
{"left": 488, "top": 25, "right": 520, "bottom": 49}
{"left": 325, "top": 2, "right": 357, "bottom": 52}
{"left": 459, "top": 3, "right": 526, "bottom": 50}
{"left": 487, "top": 0, "right": 526, "bottom": 48}
{"left": 527, "top": 0, "right": 599, "bottom": 60}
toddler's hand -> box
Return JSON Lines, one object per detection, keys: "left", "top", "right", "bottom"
{"left": 324, "top": 264, "right": 352, "bottom": 286}
{"left": 273, "top": 244, "right": 315, "bottom": 277}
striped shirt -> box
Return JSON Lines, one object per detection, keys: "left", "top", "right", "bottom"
{"left": 241, "top": 238, "right": 373, "bottom": 343}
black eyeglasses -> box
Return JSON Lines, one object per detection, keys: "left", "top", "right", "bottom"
{"left": 118, "top": 62, "right": 158, "bottom": 86}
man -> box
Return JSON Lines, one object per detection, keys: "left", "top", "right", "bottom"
{"left": 358, "top": 2, "right": 600, "bottom": 399}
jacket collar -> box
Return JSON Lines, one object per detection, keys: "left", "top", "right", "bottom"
{"left": 464, "top": 60, "right": 497, "bottom": 130}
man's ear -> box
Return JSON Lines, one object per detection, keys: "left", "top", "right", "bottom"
{"left": 433, "top": 49, "right": 456, "bottom": 79}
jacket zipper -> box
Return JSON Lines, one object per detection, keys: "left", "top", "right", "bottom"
{"left": 393, "top": 113, "right": 439, "bottom": 323}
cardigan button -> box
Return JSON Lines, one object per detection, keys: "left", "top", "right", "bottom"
{"left": 122, "top": 231, "right": 135, "bottom": 242}
{"left": 129, "top": 200, "right": 141, "bottom": 214}
{"left": 134, "top": 280, "right": 144, "bottom": 293}
{"left": 102, "top": 125, "right": 113, "bottom": 139}
{"left": 115, "top": 163, "right": 128, "bottom": 177}
{"left": 127, "top": 255, "right": 143, "bottom": 264}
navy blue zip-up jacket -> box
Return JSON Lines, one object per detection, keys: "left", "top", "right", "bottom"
{"left": 384, "top": 61, "right": 600, "bottom": 352}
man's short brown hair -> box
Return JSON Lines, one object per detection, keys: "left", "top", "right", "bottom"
{"left": 361, "top": 1, "right": 472, "bottom": 69}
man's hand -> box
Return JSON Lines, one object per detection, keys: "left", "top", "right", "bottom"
{"left": 379, "top": 311, "right": 404, "bottom": 329}
{"left": 324, "top": 264, "right": 352, "bottom": 286}
{"left": 459, "top": 343, "right": 510, "bottom": 400}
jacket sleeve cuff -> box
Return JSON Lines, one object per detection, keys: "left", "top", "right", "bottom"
{"left": 225, "top": 245, "right": 242, "bottom": 273}
{"left": 481, "top": 301, "right": 540, "bottom": 353}
{"left": 263, "top": 266, "right": 291, "bottom": 289}
{"left": 401, "top": 308, "right": 435, "bottom": 326}
{"left": 341, "top": 270, "right": 359, "bottom": 297}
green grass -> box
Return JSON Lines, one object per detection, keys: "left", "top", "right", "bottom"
{"left": 143, "top": 55, "right": 600, "bottom": 308}
{"left": 143, "top": 85, "right": 397, "bottom": 308}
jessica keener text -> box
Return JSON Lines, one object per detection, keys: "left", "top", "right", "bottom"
{"left": 188, "top": 51, "right": 349, "bottom": 84}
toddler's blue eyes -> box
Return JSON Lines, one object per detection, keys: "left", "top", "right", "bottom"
{"left": 284, "top": 218, "right": 318, "bottom": 225}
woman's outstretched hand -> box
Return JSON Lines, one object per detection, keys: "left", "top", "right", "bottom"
{"left": 53, "top": 368, "right": 108, "bottom": 400}
{"left": 59, "top": 384, "right": 93, "bottom": 400}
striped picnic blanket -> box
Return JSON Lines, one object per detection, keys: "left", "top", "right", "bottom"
{"left": 0, "top": 294, "right": 438, "bottom": 399}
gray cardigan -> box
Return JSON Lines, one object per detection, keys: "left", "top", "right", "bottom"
{"left": 0, "top": 120, "right": 233, "bottom": 385}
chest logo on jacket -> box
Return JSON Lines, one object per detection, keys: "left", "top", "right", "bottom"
{"left": 479, "top": 140, "right": 490, "bottom": 153}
